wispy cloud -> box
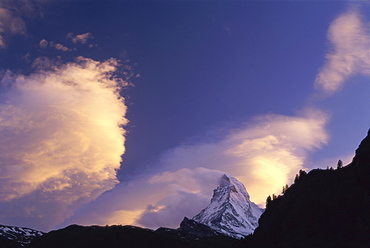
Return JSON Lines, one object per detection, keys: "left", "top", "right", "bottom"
{"left": 150, "top": 110, "right": 328, "bottom": 205}
{"left": 39, "top": 39, "right": 72, "bottom": 52}
{"left": 39, "top": 33, "right": 95, "bottom": 53}
{"left": 0, "top": 0, "right": 48, "bottom": 49}
{"left": 39, "top": 39, "right": 48, "bottom": 48}
{"left": 137, "top": 111, "right": 328, "bottom": 227}
{"left": 53, "top": 43, "right": 71, "bottom": 52}
{"left": 0, "top": 57, "right": 128, "bottom": 230}
{"left": 0, "top": 7, "right": 26, "bottom": 48}
{"left": 315, "top": 9, "right": 370, "bottom": 94}
{"left": 64, "top": 167, "right": 225, "bottom": 229}
{"left": 67, "top": 32, "right": 94, "bottom": 44}
{"left": 136, "top": 168, "right": 225, "bottom": 228}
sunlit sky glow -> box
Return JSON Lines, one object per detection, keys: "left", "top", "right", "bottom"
{"left": 0, "top": 0, "right": 368, "bottom": 231}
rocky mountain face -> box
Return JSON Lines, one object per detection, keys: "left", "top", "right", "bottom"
{"left": 156, "top": 217, "right": 222, "bottom": 238}
{"left": 192, "top": 174, "right": 264, "bottom": 239}
{"left": 245, "top": 129, "right": 370, "bottom": 248}
{"left": 0, "top": 225, "right": 44, "bottom": 247}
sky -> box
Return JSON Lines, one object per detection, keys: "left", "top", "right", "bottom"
{"left": 0, "top": 0, "right": 368, "bottom": 232}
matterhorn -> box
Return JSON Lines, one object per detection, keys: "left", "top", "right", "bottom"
{"left": 192, "top": 174, "right": 264, "bottom": 239}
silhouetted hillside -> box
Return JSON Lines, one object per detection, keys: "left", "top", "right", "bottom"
{"left": 27, "top": 224, "right": 240, "bottom": 248}
{"left": 27, "top": 224, "right": 193, "bottom": 248}
{"left": 245, "top": 129, "right": 370, "bottom": 248}
{"left": 0, "top": 235, "right": 22, "bottom": 248}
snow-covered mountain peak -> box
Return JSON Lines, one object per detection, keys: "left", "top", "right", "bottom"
{"left": 220, "top": 174, "right": 250, "bottom": 198}
{"left": 192, "top": 174, "right": 264, "bottom": 239}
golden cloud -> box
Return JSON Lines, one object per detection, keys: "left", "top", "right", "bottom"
{"left": 0, "top": 57, "right": 128, "bottom": 230}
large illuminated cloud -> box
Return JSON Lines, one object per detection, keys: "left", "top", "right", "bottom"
{"left": 315, "top": 9, "right": 370, "bottom": 94}
{"left": 0, "top": 57, "right": 128, "bottom": 230}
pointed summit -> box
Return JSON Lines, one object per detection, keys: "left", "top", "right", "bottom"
{"left": 192, "top": 174, "right": 263, "bottom": 239}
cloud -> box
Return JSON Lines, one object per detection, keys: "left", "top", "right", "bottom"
{"left": 0, "top": 7, "right": 26, "bottom": 48}
{"left": 67, "top": 32, "right": 94, "bottom": 44}
{"left": 66, "top": 110, "right": 328, "bottom": 229}
{"left": 136, "top": 168, "right": 225, "bottom": 228}
{"left": 53, "top": 43, "right": 71, "bottom": 52}
{"left": 0, "top": 0, "right": 48, "bottom": 49}
{"left": 137, "top": 111, "right": 328, "bottom": 228}
{"left": 64, "top": 167, "right": 224, "bottom": 229}
{"left": 0, "top": 36, "right": 5, "bottom": 48}
{"left": 39, "top": 39, "right": 72, "bottom": 52}
{"left": 39, "top": 39, "right": 48, "bottom": 48}
{"left": 0, "top": 57, "right": 128, "bottom": 231}
{"left": 315, "top": 9, "right": 370, "bottom": 94}
{"left": 138, "top": 190, "right": 210, "bottom": 229}
{"left": 31, "top": 56, "right": 63, "bottom": 70}
{"left": 152, "top": 110, "right": 328, "bottom": 204}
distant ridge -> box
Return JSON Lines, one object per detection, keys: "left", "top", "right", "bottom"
{"left": 0, "top": 224, "right": 44, "bottom": 247}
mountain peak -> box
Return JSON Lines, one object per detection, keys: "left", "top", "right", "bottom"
{"left": 220, "top": 174, "right": 230, "bottom": 184}
{"left": 192, "top": 174, "right": 263, "bottom": 239}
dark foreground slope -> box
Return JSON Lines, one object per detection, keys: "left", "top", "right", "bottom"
{"left": 244, "top": 130, "right": 370, "bottom": 248}
{"left": 27, "top": 224, "right": 240, "bottom": 248}
{"left": 27, "top": 225, "right": 192, "bottom": 248}
{"left": 0, "top": 235, "right": 22, "bottom": 248}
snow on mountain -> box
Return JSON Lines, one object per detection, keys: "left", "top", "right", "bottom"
{"left": 0, "top": 225, "right": 44, "bottom": 246}
{"left": 192, "top": 174, "right": 264, "bottom": 239}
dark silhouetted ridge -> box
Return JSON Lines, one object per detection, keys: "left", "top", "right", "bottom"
{"left": 245, "top": 129, "right": 370, "bottom": 248}
{"left": 27, "top": 224, "right": 193, "bottom": 248}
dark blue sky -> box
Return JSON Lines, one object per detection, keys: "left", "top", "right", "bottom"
{"left": 0, "top": 0, "right": 368, "bottom": 231}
